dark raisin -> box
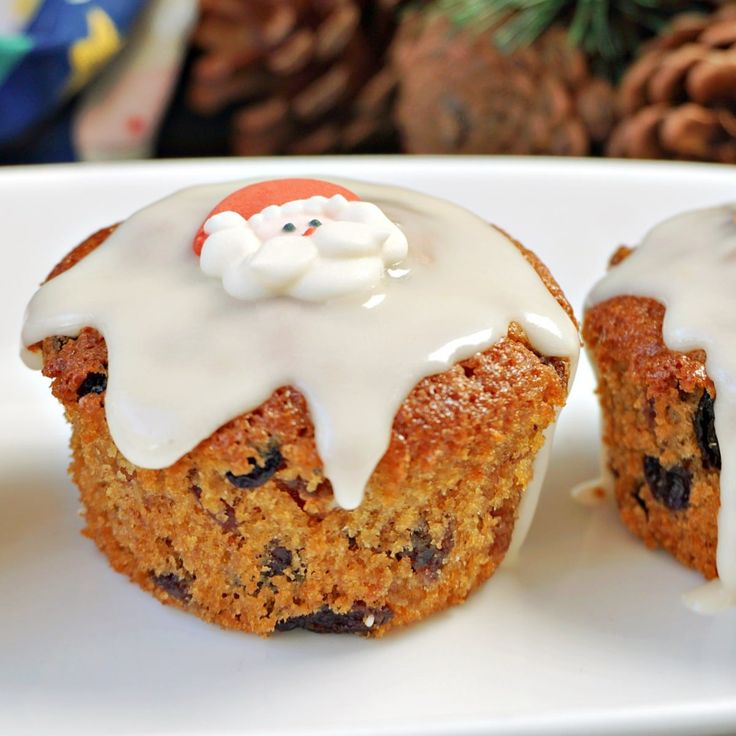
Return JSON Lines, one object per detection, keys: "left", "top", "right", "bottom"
{"left": 276, "top": 604, "right": 392, "bottom": 634}
{"left": 632, "top": 485, "right": 649, "bottom": 517}
{"left": 282, "top": 222, "right": 296, "bottom": 232}
{"left": 694, "top": 391, "right": 721, "bottom": 470}
{"left": 150, "top": 572, "right": 192, "bottom": 603}
{"left": 308, "top": 218, "right": 322, "bottom": 227}
{"left": 406, "top": 522, "right": 453, "bottom": 576}
{"left": 643, "top": 456, "right": 691, "bottom": 511}
{"left": 264, "top": 544, "right": 292, "bottom": 577}
{"left": 225, "top": 445, "right": 284, "bottom": 489}
{"left": 77, "top": 372, "right": 107, "bottom": 398}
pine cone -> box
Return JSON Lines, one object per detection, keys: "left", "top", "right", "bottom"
{"left": 391, "top": 11, "right": 615, "bottom": 156}
{"left": 187, "top": 0, "right": 403, "bottom": 155}
{"left": 608, "top": 5, "right": 736, "bottom": 163}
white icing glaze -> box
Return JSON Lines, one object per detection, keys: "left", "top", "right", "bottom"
{"left": 682, "top": 578, "right": 736, "bottom": 614}
{"left": 20, "top": 346, "right": 43, "bottom": 371}
{"left": 587, "top": 204, "right": 736, "bottom": 610}
{"left": 570, "top": 360, "right": 615, "bottom": 508}
{"left": 22, "top": 178, "right": 579, "bottom": 511}
{"left": 569, "top": 477, "right": 609, "bottom": 506}
{"left": 503, "top": 420, "right": 557, "bottom": 567}
{"left": 571, "top": 411, "right": 613, "bottom": 506}
{"left": 201, "top": 195, "right": 408, "bottom": 302}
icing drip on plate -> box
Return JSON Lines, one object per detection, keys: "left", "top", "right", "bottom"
{"left": 587, "top": 204, "right": 736, "bottom": 612}
{"left": 503, "top": 420, "right": 558, "bottom": 567}
{"left": 22, "top": 178, "right": 579, "bottom": 510}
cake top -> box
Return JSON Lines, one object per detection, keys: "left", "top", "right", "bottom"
{"left": 22, "top": 177, "right": 579, "bottom": 510}
{"left": 587, "top": 204, "right": 736, "bottom": 611}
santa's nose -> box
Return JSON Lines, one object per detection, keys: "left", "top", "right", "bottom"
{"left": 302, "top": 226, "right": 317, "bottom": 237}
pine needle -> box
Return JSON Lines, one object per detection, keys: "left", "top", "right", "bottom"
{"left": 428, "top": 0, "right": 714, "bottom": 76}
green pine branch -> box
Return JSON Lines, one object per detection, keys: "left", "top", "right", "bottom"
{"left": 427, "top": 0, "right": 715, "bottom": 76}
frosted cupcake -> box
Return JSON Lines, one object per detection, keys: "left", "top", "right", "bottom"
{"left": 585, "top": 204, "right": 736, "bottom": 612}
{"left": 22, "top": 177, "right": 579, "bottom": 635}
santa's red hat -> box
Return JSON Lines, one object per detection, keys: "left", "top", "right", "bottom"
{"left": 194, "top": 178, "right": 359, "bottom": 255}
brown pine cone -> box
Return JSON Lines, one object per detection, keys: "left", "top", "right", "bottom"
{"left": 608, "top": 4, "right": 736, "bottom": 163}
{"left": 188, "top": 0, "right": 404, "bottom": 155}
{"left": 391, "top": 11, "right": 615, "bottom": 156}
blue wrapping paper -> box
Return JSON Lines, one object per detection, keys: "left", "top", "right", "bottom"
{"left": 0, "top": 0, "right": 147, "bottom": 162}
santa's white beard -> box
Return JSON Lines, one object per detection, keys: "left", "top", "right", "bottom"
{"left": 199, "top": 195, "right": 408, "bottom": 302}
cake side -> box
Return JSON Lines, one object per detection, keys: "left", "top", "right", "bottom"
{"left": 34, "top": 224, "right": 574, "bottom": 636}
{"left": 584, "top": 290, "right": 720, "bottom": 579}
{"left": 584, "top": 206, "right": 736, "bottom": 610}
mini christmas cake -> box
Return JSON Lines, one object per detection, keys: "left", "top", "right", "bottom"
{"left": 585, "top": 204, "right": 736, "bottom": 612}
{"left": 22, "top": 177, "right": 579, "bottom": 635}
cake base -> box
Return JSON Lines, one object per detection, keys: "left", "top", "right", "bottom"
{"left": 44, "top": 325, "right": 567, "bottom": 636}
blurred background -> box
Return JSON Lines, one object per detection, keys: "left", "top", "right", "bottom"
{"left": 1, "top": 0, "right": 734, "bottom": 165}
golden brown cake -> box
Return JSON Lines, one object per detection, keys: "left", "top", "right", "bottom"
{"left": 584, "top": 204, "right": 736, "bottom": 612}
{"left": 24, "top": 179, "right": 579, "bottom": 635}
{"left": 584, "top": 278, "right": 720, "bottom": 579}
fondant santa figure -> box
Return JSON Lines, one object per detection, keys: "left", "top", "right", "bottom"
{"left": 194, "top": 179, "right": 409, "bottom": 303}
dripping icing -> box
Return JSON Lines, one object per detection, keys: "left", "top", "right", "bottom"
{"left": 503, "top": 420, "right": 558, "bottom": 567}
{"left": 586, "top": 204, "right": 736, "bottom": 611}
{"left": 22, "top": 178, "right": 579, "bottom": 510}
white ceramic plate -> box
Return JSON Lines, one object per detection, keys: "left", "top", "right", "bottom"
{"left": 2, "top": 157, "right": 736, "bottom": 736}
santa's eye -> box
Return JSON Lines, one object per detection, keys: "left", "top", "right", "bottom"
{"left": 282, "top": 222, "right": 296, "bottom": 232}
{"left": 308, "top": 219, "right": 322, "bottom": 228}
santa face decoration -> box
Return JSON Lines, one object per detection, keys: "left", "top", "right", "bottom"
{"left": 194, "top": 178, "right": 409, "bottom": 303}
